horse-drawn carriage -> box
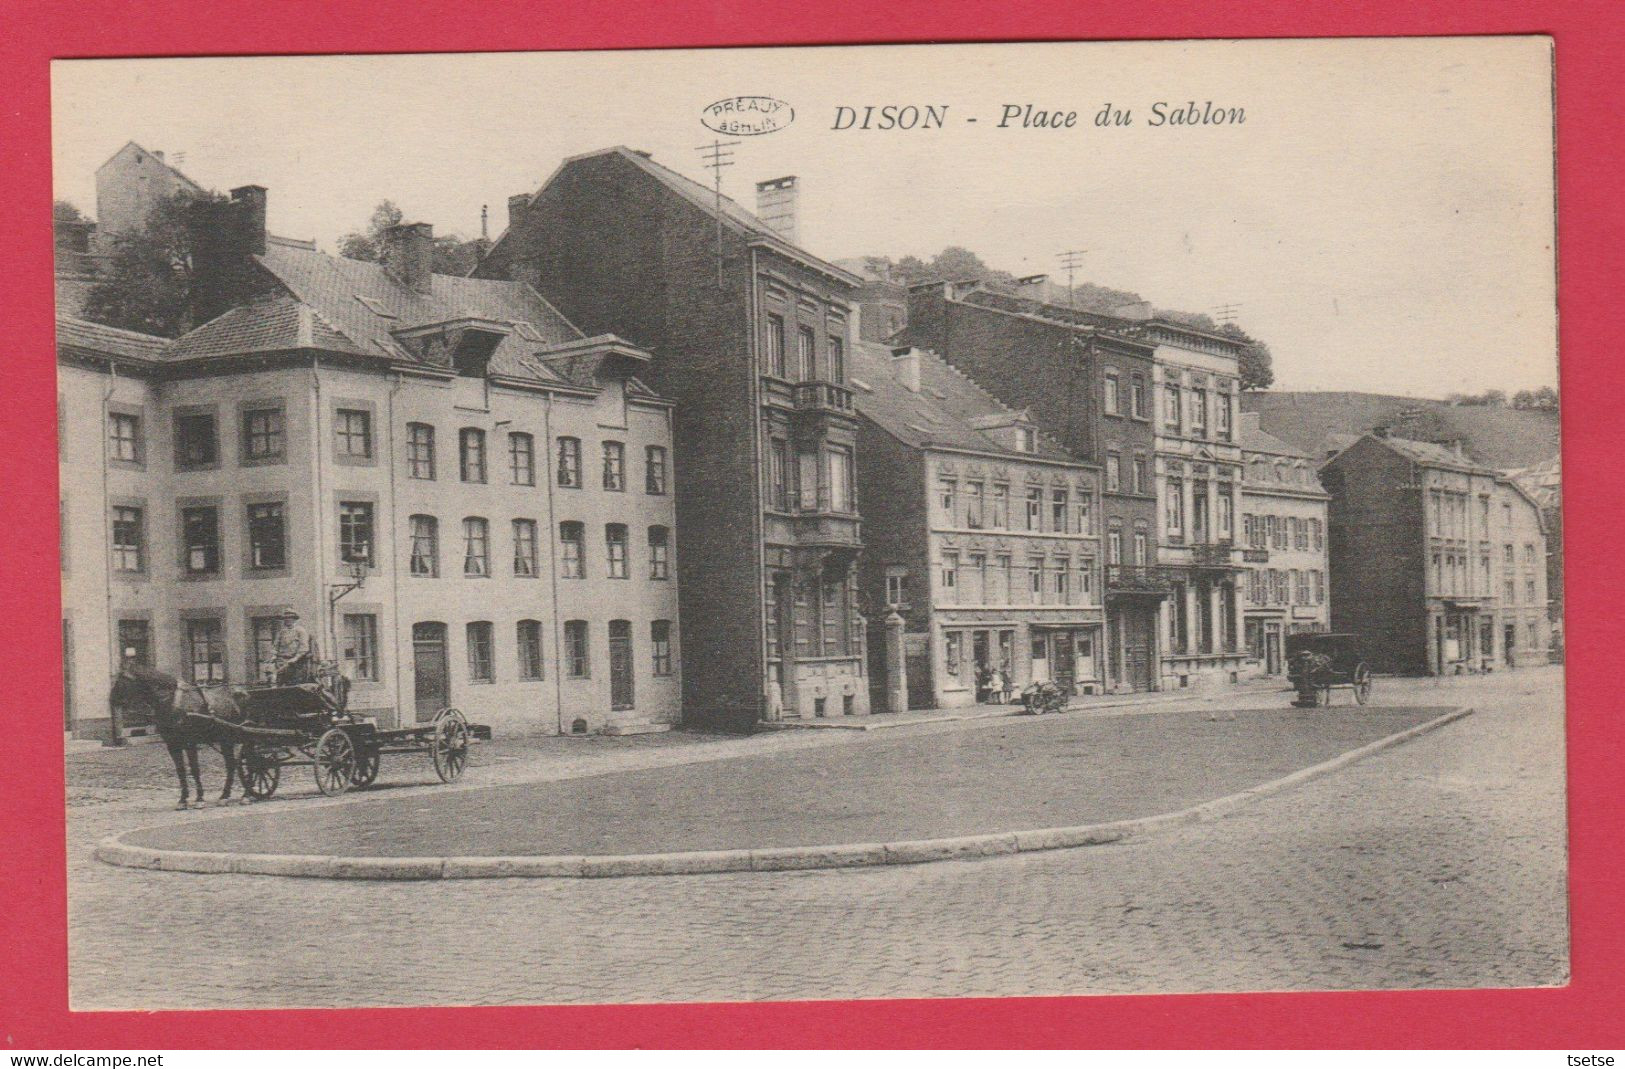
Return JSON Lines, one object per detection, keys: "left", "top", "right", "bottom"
{"left": 231, "top": 677, "right": 480, "bottom": 799}
{"left": 1286, "top": 632, "right": 1374, "bottom": 708}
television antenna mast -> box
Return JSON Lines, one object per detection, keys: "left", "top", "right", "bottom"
{"left": 1213, "top": 302, "right": 1243, "bottom": 325}
{"left": 697, "top": 140, "right": 741, "bottom": 288}
{"left": 1057, "top": 249, "right": 1087, "bottom": 307}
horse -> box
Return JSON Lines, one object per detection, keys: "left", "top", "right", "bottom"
{"left": 108, "top": 660, "right": 250, "bottom": 809}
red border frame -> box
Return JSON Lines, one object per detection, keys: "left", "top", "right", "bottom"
{"left": 4, "top": 0, "right": 1621, "bottom": 1049}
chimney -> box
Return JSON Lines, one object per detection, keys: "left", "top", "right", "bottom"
{"left": 153, "top": 150, "right": 165, "bottom": 163}
{"left": 381, "top": 222, "right": 434, "bottom": 294}
{"left": 755, "top": 176, "right": 799, "bottom": 243}
{"left": 230, "top": 185, "right": 267, "bottom": 256}
{"left": 891, "top": 346, "right": 922, "bottom": 393}
{"left": 1016, "top": 273, "right": 1049, "bottom": 300}
{"left": 507, "top": 193, "right": 531, "bottom": 231}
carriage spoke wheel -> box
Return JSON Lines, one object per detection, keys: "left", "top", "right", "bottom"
{"left": 240, "top": 745, "right": 281, "bottom": 800}
{"left": 1354, "top": 663, "right": 1373, "bottom": 706}
{"left": 350, "top": 745, "right": 380, "bottom": 788}
{"left": 313, "top": 729, "right": 356, "bottom": 796}
{"left": 431, "top": 708, "right": 470, "bottom": 783}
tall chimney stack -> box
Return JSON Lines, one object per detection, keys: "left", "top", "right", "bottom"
{"left": 507, "top": 193, "right": 531, "bottom": 231}
{"left": 381, "top": 222, "right": 434, "bottom": 294}
{"left": 754, "top": 176, "right": 799, "bottom": 244}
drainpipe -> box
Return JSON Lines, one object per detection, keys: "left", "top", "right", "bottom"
{"left": 100, "top": 362, "right": 120, "bottom": 744}
{"left": 388, "top": 371, "right": 404, "bottom": 725}
{"left": 311, "top": 358, "right": 330, "bottom": 658}
{"left": 746, "top": 245, "right": 768, "bottom": 729}
{"left": 542, "top": 391, "right": 564, "bottom": 735}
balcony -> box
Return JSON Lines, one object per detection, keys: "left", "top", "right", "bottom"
{"left": 1190, "top": 540, "right": 1239, "bottom": 568}
{"left": 766, "top": 487, "right": 862, "bottom": 554}
{"left": 792, "top": 380, "right": 855, "bottom": 424}
{"left": 1241, "top": 547, "right": 1270, "bottom": 564}
{"left": 1107, "top": 564, "right": 1177, "bottom": 594}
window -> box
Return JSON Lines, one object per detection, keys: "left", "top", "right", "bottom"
{"left": 556, "top": 436, "right": 582, "bottom": 487}
{"left": 885, "top": 570, "right": 908, "bottom": 606}
{"left": 1311, "top": 517, "right": 1323, "bottom": 550}
{"left": 1053, "top": 557, "right": 1070, "bottom": 600}
{"left": 174, "top": 413, "right": 217, "bottom": 469}
{"left": 1133, "top": 530, "right": 1149, "bottom": 565}
{"left": 508, "top": 432, "right": 535, "bottom": 485}
{"left": 990, "top": 556, "right": 1011, "bottom": 604}
{"left": 605, "top": 523, "right": 629, "bottom": 578}
{"left": 1504, "top": 577, "right": 1516, "bottom": 602}
{"left": 963, "top": 553, "right": 985, "bottom": 604}
{"left": 559, "top": 522, "right": 585, "bottom": 578}
{"left": 335, "top": 408, "right": 373, "bottom": 459}
{"left": 821, "top": 575, "right": 850, "bottom": 655}
{"left": 1293, "top": 517, "right": 1308, "bottom": 551}
{"left": 408, "top": 515, "right": 438, "bottom": 577}
{"left": 964, "top": 482, "right": 984, "bottom": 529}
{"left": 797, "top": 326, "right": 816, "bottom": 381}
{"left": 118, "top": 619, "right": 152, "bottom": 667}
{"left": 1216, "top": 393, "right": 1232, "bottom": 439}
{"left": 651, "top": 621, "right": 674, "bottom": 676}
{"left": 1107, "top": 528, "right": 1123, "bottom": 565}
{"left": 827, "top": 447, "right": 854, "bottom": 512}
{"left": 517, "top": 620, "right": 544, "bottom": 681}
{"left": 111, "top": 506, "right": 144, "bottom": 572}
{"left": 1028, "top": 557, "right": 1045, "bottom": 600}
{"left": 1103, "top": 371, "right": 1120, "bottom": 414}
{"left": 406, "top": 422, "right": 435, "bottom": 479}
{"left": 602, "top": 441, "right": 626, "bottom": 491}
{"left": 1133, "top": 455, "right": 1148, "bottom": 495}
{"left": 1217, "top": 486, "right": 1234, "bottom": 539}
{"left": 1026, "top": 488, "right": 1044, "bottom": 531}
{"left": 565, "top": 620, "right": 590, "bottom": 677}
{"left": 459, "top": 429, "right": 487, "bottom": 483}
{"left": 247, "top": 502, "right": 286, "bottom": 571}
{"left": 185, "top": 618, "right": 226, "bottom": 684}
{"left": 512, "top": 519, "right": 538, "bottom": 577}
{"left": 1166, "top": 477, "right": 1184, "bottom": 535}
{"left": 1077, "top": 496, "right": 1094, "bottom": 536}
{"left": 1016, "top": 426, "right": 1037, "bottom": 453}
{"left": 944, "top": 632, "right": 963, "bottom": 679}
{"left": 649, "top": 525, "right": 670, "bottom": 579}
{"left": 1528, "top": 621, "right": 1539, "bottom": 649}
{"left": 991, "top": 485, "right": 1010, "bottom": 528}
{"left": 827, "top": 335, "right": 846, "bottom": 383}
{"left": 108, "top": 411, "right": 142, "bottom": 463}
{"left": 1078, "top": 558, "right": 1095, "bottom": 603}
{"left": 339, "top": 502, "right": 374, "bottom": 566}
{"left": 940, "top": 552, "right": 958, "bottom": 596}
{"left": 1524, "top": 542, "right": 1538, "bottom": 563}
{"left": 241, "top": 406, "right": 284, "bottom": 462}
{"left": 1164, "top": 384, "right": 1182, "bottom": 429}
{"left": 1294, "top": 569, "right": 1310, "bottom": 605}
{"left": 938, "top": 478, "right": 957, "bottom": 522}
{"left": 1504, "top": 543, "right": 1515, "bottom": 565}
{"left": 1051, "top": 488, "right": 1069, "bottom": 533}
{"left": 1314, "top": 570, "right": 1325, "bottom": 604}
{"left": 180, "top": 506, "right": 220, "bottom": 575}
{"left": 765, "top": 314, "right": 787, "bottom": 378}
{"left": 1130, "top": 374, "right": 1147, "bottom": 418}
{"left": 645, "top": 446, "right": 668, "bottom": 494}
{"left": 1106, "top": 452, "right": 1121, "bottom": 492}
{"left": 341, "top": 614, "right": 379, "bottom": 681}
{"left": 1191, "top": 481, "right": 1209, "bottom": 542}
{"left": 1190, "top": 389, "right": 1207, "bottom": 436}
{"left": 466, "top": 622, "right": 494, "bottom": 683}
{"left": 462, "top": 517, "right": 490, "bottom": 577}
{"left": 769, "top": 439, "right": 789, "bottom": 510}
{"left": 248, "top": 616, "right": 279, "bottom": 682}
{"left": 1526, "top": 578, "right": 1537, "bottom": 602}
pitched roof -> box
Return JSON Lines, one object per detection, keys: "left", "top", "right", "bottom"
{"left": 1240, "top": 423, "right": 1311, "bottom": 459}
{"left": 497, "top": 146, "right": 860, "bottom": 287}
{"left": 1376, "top": 434, "right": 1497, "bottom": 474}
{"left": 55, "top": 315, "right": 168, "bottom": 363}
{"left": 163, "top": 294, "right": 363, "bottom": 361}
{"left": 97, "top": 141, "right": 205, "bottom": 194}
{"left": 852, "top": 340, "right": 1074, "bottom": 462}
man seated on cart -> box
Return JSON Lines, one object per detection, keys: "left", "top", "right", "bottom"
{"left": 273, "top": 609, "right": 313, "bottom": 685}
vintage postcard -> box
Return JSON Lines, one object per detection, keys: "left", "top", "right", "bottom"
{"left": 53, "top": 37, "right": 1563, "bottom": 1010}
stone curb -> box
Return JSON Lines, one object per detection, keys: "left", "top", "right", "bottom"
{"left": 95, "top": 706, "right": 1474, "bottom": 881}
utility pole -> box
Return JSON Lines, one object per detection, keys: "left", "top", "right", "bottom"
{"left": 1058, "top": 249, "right": 1087, "bottom": 308}
{"left": 697, "top": 140, "right": 741, "bottom": 288}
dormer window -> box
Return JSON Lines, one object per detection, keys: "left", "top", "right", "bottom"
{"left": 1015, "top": 426, "right": 1037, "bottom": 454}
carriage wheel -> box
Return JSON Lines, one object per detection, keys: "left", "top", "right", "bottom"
{"left": 350, "top": 744, "right": 380, "bottom": 788}
{"left": 240, "top": 745, "right": 281, "bottom": 800}
{"left": 1354, "top": 663, "right": 1373, "bottom": 706}
{"left": 431, "top": 708, "right": 470, "bottom": 783}
{"left": 313, "top": 728, "right": 356, "bottom": 796}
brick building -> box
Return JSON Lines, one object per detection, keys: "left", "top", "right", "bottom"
{"left": 900, "top": 285, "right": 1168, "bottom": 691}
{"left": 1237, "top": 413, "right": 1330, "bottom": 675}
{"left": 59, "top": 191, "right": 680, "bottom": 741}
{"left": 475, "top": 147, "right": 866, "bottom": 729}
{"left": 854, "top": 341, "right": 1106, "bottom": 709}
{"left": 1320, "top": 433, "right": 1548, "bottom": 675}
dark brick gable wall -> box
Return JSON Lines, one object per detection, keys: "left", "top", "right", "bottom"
{"left": 476, "top": 153, "right": 766, "bottom": 727}
{"left": 902, "top": 288, "right": 1159, "bottom": 558}
{"left": 854, "top": 417, "right": 928, "bottom": 709}
{"left": 1322, "top": 438, "right": 1427, "bottom": 674}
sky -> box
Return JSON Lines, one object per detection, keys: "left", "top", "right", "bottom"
{"left": 51, "top": 38, "right": 1557, "bottom": 396}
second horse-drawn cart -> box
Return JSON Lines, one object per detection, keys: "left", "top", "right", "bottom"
{"left": 1286, "top": 632, "right": 1375, "bottom": 707}
{"left": 222, "top": 679, "right": 484, "bottom": 799}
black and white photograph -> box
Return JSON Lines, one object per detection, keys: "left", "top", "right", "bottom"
{"left": 53, "top": 37, "right": 1565, "bottom": 1010}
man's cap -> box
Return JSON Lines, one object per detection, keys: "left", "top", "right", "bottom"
{"left": 281, "top": 609, "right": 299, "bottom": 619}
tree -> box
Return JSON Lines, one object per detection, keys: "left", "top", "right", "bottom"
{"left": 1512, "top": 386, "right": 1559, "bottom": 411}
{"left": 1446, "top": 389, "right": 1509, "bottom": 407}
{"left": 80, "top": 189, "right": 223, "bottom": 338}
{"left": 54, "top": 199, "right": 88, "bottom": 223}
{"left": 1215, "top": 323, "right": 1274, "bottom": 391}
{"left": 338, "top": 199, "right": 487, "bottom": 276}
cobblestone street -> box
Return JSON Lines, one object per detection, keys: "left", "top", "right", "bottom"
{"left": 67, "top": 669, "right": 1568, "bottom": 1009}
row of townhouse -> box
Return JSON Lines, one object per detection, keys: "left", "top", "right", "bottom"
{"left": 60, "top": 194, "right": 680, "bottom": 741}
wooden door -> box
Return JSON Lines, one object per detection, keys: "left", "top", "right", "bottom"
{"left": 412, "top": 622, "right": 449, "bottom": 722}
{"left": 609, "top": 620, "right": 634, "bottom": 711}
